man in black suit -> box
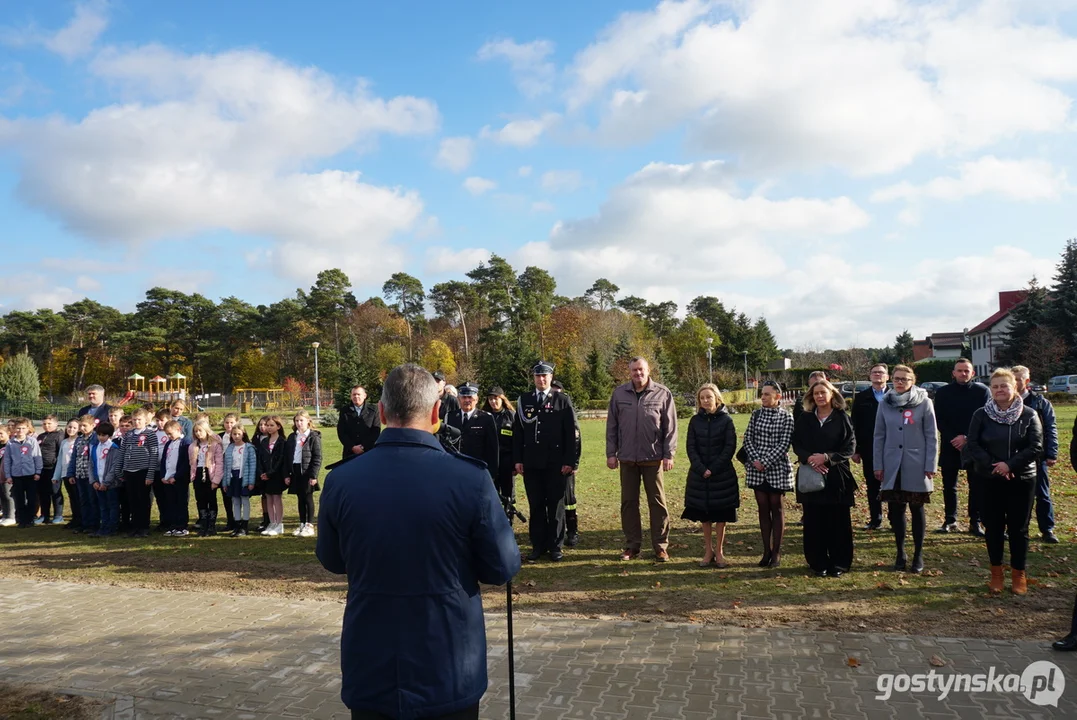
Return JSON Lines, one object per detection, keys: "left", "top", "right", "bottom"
{"left": 852, "top": 364, "right": 889, "bottom": 530}
{"left": 513, "top": 362, "right": 577, "bottom": 562}
{"left": 446, "top": 383, "right": 499, "bottom": 482}
{"left": 433, "top": 371, "right": 460, "bottom": 423}
{"left": 337, "top": 386, "right": 381, "bottom": 461}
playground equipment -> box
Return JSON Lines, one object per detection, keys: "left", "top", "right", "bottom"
{"left": 234, "top": 387, "right": 287, "bottom": 413}
{"left": 124, "top": 372, "right": 189, "bottom": 404}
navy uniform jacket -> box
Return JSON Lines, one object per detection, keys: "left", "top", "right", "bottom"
{"left": 316, "top": 428, "right": 521, "bottom": 718}
{"left": 446, "top": 409, "right": 499, "bottom": 480}
{"left": 512, "top": 390, "right": 576, "bottom": 471}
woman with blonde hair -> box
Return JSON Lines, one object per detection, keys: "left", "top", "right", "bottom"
{"left": 791, "top": 380, "right": 857, "bottom": 577}
{"left": 873, "top": 365, "right": 938, "bottom": 574}
{"left": 742, "top": 380, "right": 794, "bottom": 568}
{"left": 682, "top": 383, "right": 739, "bottom": 567}
{"left": 966, "top": 368, "right": 1043, "bottom": 594}
{"left": 257, "top": 415, "right": 288, "bottom": 536}
{"left": 285, "top": 410, "right": 322, "bottom": 538}
{"left": 189, "top": 420, "right": 224, "bottom": 536}
{"left": 483, "top": 387, "right": 517, "bottom": 501}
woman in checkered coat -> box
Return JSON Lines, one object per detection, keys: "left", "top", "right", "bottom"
{"left": 741, "top": 380, "right": 794, "bottom": 568}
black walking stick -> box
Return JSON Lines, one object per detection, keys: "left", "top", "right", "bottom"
{"left": 500, "top": 493, "right": 526, "bottom": 720}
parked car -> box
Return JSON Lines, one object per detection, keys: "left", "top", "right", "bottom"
{"left": 1048, "top": 375, "right": 1077, "bottom": 394}
{"left": 1029, "top": 383, "right": 1046, "bottom": 393}
{"left": 920, "top": 381, "right": 947, "bottom": 399}
{"left": 839, "top": 381, "right": 872, "bottom": 399}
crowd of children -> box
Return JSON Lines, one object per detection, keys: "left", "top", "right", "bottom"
{"left": 0, "top": 398, "right": 324, "bottom": 539}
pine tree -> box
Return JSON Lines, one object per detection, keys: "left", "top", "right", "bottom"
{"left": 0, "top": 353, "right": 40, "bottom": 403}
{"left": 334, "top": 333, "right": 379, "bottom": 407}
{"left": 557, "top": 352, "right": 585, "bottom": 400}
{"left": 893, "top": 330, "right": 915, "bottom": 365}
{"left": 1049, "top": 239, "right": 1077, "bottom": 365}
{"left": 997, "top": 277, "right": 1050, "bottom": 367}
{"left": 583, "top": 345, "right": 613, "bottom": 402}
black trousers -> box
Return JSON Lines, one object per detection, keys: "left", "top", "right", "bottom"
{"left": 495, "top": 460, "right": 515, "bottom": 501}
{"left": 118, "top": 482, "right": 132, "bottom": 530}
{"left": 564, "top": 472, "right": 578, "bottom": 534}
{"left": 64, "top": 477, "right": 81, "bottom": 525}
{"left": 802, "top": 503, "right": 854, "bottom": 573}
{"left": 293, "top": 467, "right": 316, "bottom": 524}
{"left": 123, "top": 469, "right": 152, "bottom": 531}
{"left": 37, "top": 467, "right": 56, "bottom": 520}
{"left": 981, "top": 475, "right": 1035, "bottom": 571}
{"left": 941, "top": 449, "right": 982, "bottom": 524}
{"left": 221, "top": 486, "right": 235, "bottom": 527}
{"left": 862, "top": 454, "right": 882, "bottom": 524}
{"left": 152, "top": 477, "right": 167, "bottom": 526}
{"left": 193, "top": 467, "right": 218, "bottom": 516}
{"left": 523, "top": 467, "right": 568, "bottom": 553}
{"left": 12, "top": 476, "right": 38, "bottom": 526}
{"left": 351, "top": 704, "right": 478, "bottom": 720}
{"left": 162, "top": 480, "right": 190, "bottom": 530}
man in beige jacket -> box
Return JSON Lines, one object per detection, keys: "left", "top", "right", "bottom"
{"left": 606, "top": 357, "right": 677, "bottom": 562}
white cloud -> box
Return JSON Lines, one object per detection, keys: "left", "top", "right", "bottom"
{"left": 46, "top": 1, "right": 109, "bottom": 59}
{"left": 540, "top": 169, "right": 583, "bottom": 193}
{"left": 496, "top": 160, "right": 870, "bottom": 306}
{"left": 0, "top": 272, "right": 82, "bottom": 310}
{"left": 518, "top": 165, "right": 533, "bottom": 177}
{"left": 477, "top": 38, "right": 555, "bottom": 97}
{"left": 435, "top": 136, "right": 474, "bottom": 173}
{"left": 463, "top": 176, "right": 497, "bottom": 196}
{"left": 872, "top": 156, "right": 1070, "bottom": 203}
{"left": 425, "top": 247, "right": 492, "bottom": 275}
{"left": 0, "top": 45, "right": 439, "bottom": 285}
{"left": 531, "top": 201, "right": 555, "bottom": 213}
{"left": 746, "top": 247, "right": 1057, "bottom": 348}
{"left": 2, "top": 1, "right": 109, "bottom": 60}
{"left": 75, "top": 275, "right": 101, "bottom": 292}
{"left": 480, "top": 113, "right": 559, "bottom": 147}
{"left": 566, "top": 0, "right": 1077, "bottom": 175}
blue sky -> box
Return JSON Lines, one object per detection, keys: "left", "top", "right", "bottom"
{"left": 2, "top": 0, "right": 1077, "bottom": 348}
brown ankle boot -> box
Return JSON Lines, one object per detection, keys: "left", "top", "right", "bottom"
{"left": 989, "top": 565, "right": 1005, "bottom": 593}
{"left": 1012, "top": 569, "right": 1027, "bottom": 595}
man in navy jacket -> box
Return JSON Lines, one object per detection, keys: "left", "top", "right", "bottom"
{"left": 317, "top": 364, "right": 521, "bottom": 720}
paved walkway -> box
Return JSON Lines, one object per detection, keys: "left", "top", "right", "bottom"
{"left": 1, "top": 579, "right": 1075, "bottom": 719}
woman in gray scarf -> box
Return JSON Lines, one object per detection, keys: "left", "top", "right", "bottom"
{"left": 872, "top": 365, "right": 938, "bottom": 573}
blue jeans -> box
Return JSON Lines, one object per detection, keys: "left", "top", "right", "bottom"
{"left": 97, "top": 488, "right": 119, "bottom": 534}
{"left": 1035, "top": 461, "right": 1055, "bottom": 533}
{"left": 76, "top": 477, "right": 99, "bottom": 531}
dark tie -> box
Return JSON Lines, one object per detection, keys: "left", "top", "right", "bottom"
{"left": 538, "top": 392, "right": 546, "bottom": 405}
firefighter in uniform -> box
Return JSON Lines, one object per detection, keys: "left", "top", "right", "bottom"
{"left": 484, "top": 386, "right": 517, "bottom": 501}
{"left": 446, "top": 382, "right": 499, "bottom": 482}
{"left": 513, "top": 362, "right": 577, "bottom": 562}
{"left": 551, "top": 380, "right": 582, "bottom": 547}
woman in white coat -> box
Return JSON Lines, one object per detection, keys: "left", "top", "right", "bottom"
{"left": 873, "top": 365, "right": 938, "bottom": 574}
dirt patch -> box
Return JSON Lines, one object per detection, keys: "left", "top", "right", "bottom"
{"left": 0, "top": 685, "right": 107, "bottom": 720}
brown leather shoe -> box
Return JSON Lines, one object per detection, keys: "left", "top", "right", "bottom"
{"left": 620, "top": 549, "right": 639, "bottom": 561}
{"left": 988, "top": 565, "right": 1004, "bottom": 593}
{"left": 655, "top": 550, "right": 671, "bottom": 563}
{"left": 1012, "top": 569, "right": 1028, "bottom": 595}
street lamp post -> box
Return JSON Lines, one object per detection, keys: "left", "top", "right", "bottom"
{"left": 312, "top": 342, "right": 321, "bottom": 421}
{"left": 706, "top": 337, "right": 713, "bottom": 381}
{"left": 742, "top": 350, "right": 749, "bottom": 399}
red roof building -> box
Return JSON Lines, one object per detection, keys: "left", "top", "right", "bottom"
{"left": 969, "top": 290, "right": 1027, "bottom": 379}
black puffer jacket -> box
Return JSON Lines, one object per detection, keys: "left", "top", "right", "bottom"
{"left": 684, "top": 407, "right": 739, "bottom": 513}
{"left": 966, "top": 406, "right": 1042, "bottom": 483}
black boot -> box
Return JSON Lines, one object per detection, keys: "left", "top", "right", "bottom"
{"left": 257, "top": 511, "right": 269, "bottom": 533}
{"left": 236, "top": 519, "right": 248, "bottom": 537}
{"left": 206, "top": 511, "right": 217, "bottom": 537}
{"left": 231, "top": 518, "right": 243, "bottom": 537}
{"left": 196, "top": 510, "right": 208, "bottom": 537}
{"left": 889, "top": 503, "right": 907, "bottom": 571}
{"left": 565, "top": 509, "right": 579, "bottom": 547}
{"left": 910, "top": 503, "right": 925, "bottom": 574}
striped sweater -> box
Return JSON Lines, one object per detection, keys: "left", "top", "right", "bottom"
{"left": 116, "top": 428, "right": 159, "bottom": 481}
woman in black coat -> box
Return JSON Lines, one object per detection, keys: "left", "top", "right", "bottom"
{"left": 256, "top": 415, "right": 288, "bottom": 536}
{"left": 966, "top": 368, "right": 1042, "bottom": 595}
{"left": 682, "top": 383, "right": 738, "bottom": 568}
{"left": 792, "top": 380, "right": 857, "bottom": 577}
{"left": 483, "top": 387, "right": 517, "bottom": 502}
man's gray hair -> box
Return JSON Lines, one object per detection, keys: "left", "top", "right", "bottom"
{"left": 86, "top": 384, "right": 105, "bottom": 393}
{"left": 1012, "top": 365, "right": 1031, "bottom": 379}
{"left": 628, "top": 356, "right": 649, "bottom": 367}
{"left": 380, "top": 364, "right": 439, "bottom": 424}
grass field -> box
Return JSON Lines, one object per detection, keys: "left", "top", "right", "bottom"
{"left": 1, "top": 407, "right": 1075, "bottom": 640}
